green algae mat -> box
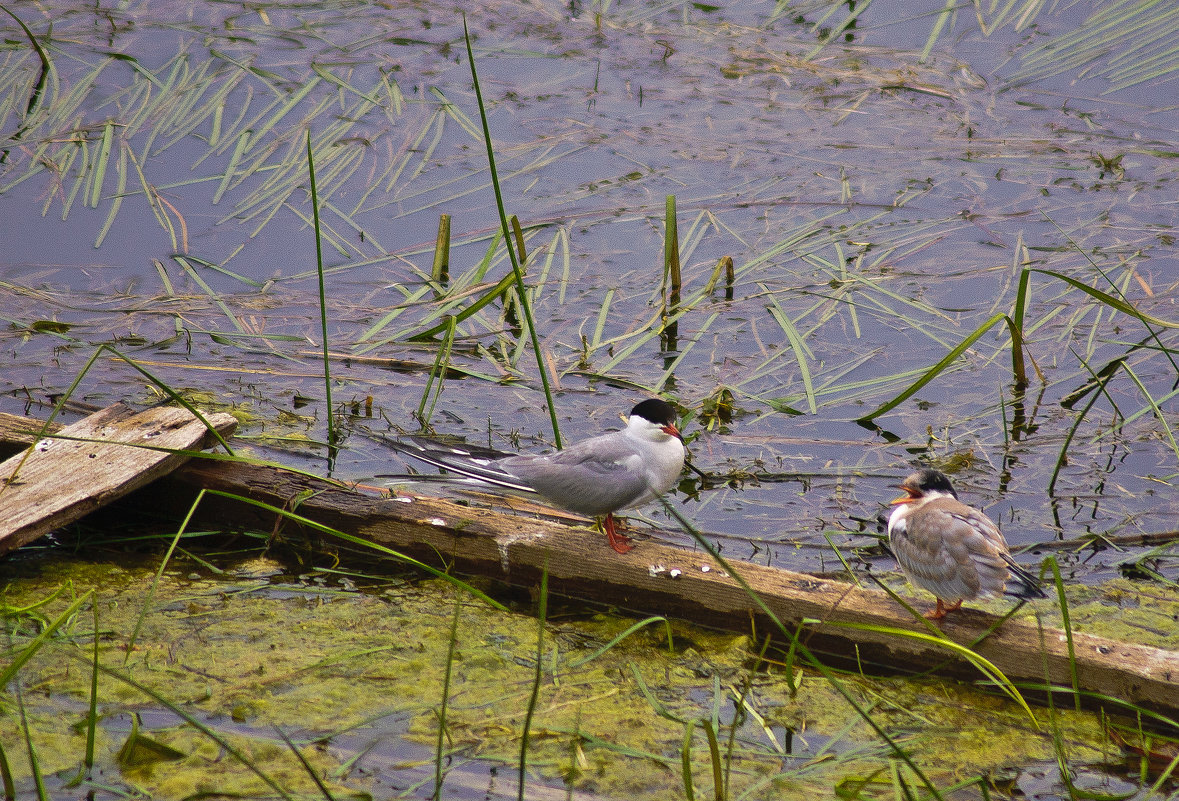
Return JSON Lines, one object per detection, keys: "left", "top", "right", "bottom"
{"left": 4, "top": 546, "right": 1176, "bottom": 800}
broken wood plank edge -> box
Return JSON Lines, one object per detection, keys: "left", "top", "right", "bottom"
{"left": 0, "top": 404, "right": 238, "bottom": 555}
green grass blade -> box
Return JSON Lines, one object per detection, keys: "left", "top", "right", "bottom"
{"left": 307, "top": 132, "right": 335, "bottom": 450}
{"left": 857, "top": 312, "right": 1009, "bottom": 421}
{"left": 657, "top": 498, "right": 946, "bottom": 801}
{"left": 85, "top": 660, "right": 295, "bottom": 801}
{"left": 517, "top": 563, "right": 548, "bottom": 801}
{"left": 0, "top": 735, "right": 14, "bottom": 801}
{"left": 84, "top": 600, "right": 100, "bottom": 772}
{"left": 1043, "top": 556, "right": 1081, "bottom": 712}
{"left": 811, "top": 619, "right": 1037, "bottom": 724}
{"left": 462, "top": 16, "right": 562, "bottom": 448}
{"left": 701, "top": 717, "right": 725, "bottom": 801}
{"left": 14, "top": 685, "right": 48, "bottom": 801}
{"left": 567, "top": 616, "right": 673, "bottom": 668}
{"left": 201, "top": 489, "right": 507, "bottom": 610}
{"left": 275, "top": 727, "right": 338, "bottom": 801}
{"left": 125, "top": 490, "right": 205, "bottom": 663}
{"left": 681, "top": 720, "right": 696, "bottom": 801}
{"left": 1033, "top": 269, "right": 1179, "bottom": 330}
{"left": 0, "top": 590, "right": 94, "bottom": 688}
{"left": 434, "top": 600, "right": 462, "bottom": 800}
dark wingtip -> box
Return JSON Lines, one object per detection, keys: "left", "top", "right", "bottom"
{"left": 1003, "top": 556, "right": 1049, "bottom": 599}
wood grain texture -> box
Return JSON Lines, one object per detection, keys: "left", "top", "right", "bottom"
{"left": 3, "top": 408, "right": 1177, "bottom": 716}
{"left": 160, "top": 458, "right": 1179, "bottom": 717}
{"left": 0, "top": 404, "right": 237, "bottom": 555}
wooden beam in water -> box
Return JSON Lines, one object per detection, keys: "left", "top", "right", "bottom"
{"left": 3, "top": 408, "right": 1178, "bottom": 717}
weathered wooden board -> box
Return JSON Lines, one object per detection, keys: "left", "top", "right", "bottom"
{"left": 3, "top": 408, "right": 1178, "bottom": 716}
{"left": 0, "top": 404, "right": 237, "bottom": 556}
{"left": 155, "top": 458, "right": 1179, "bottom": 717}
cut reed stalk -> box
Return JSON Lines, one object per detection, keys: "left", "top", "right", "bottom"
{"left": 431, "top": 213, "right": 451, "bottom": 289}
{"left": 663, "top": 194, "right": 682, "bottom": 348}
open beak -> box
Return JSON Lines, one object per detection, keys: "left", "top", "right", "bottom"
{"left": 889, "top": 486, "right": 917, "bottom": 505}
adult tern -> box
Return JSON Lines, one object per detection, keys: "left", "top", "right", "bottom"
{"left": 391, "top": 399, "right": 685, "bottom": 553}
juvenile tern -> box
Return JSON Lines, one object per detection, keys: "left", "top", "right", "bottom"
{"left": 887, "top": 469, "right": 1046, "bottom": 620}
{"left": 391, "top": 399, "right": 685, "bottom": 553}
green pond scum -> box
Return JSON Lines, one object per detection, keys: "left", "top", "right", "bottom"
{"left": 1, "top": 547, "right": 1170, "bottom": 800}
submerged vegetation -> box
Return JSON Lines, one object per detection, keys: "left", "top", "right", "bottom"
{"left": 0, "top": 551, "right": 1161, "bottom": 800}
{"left": 2, "top": 0, "right": 1179, "bottom": 798}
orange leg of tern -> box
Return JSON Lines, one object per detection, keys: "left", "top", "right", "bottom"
{"left": 926, "top": 598, "right": 964, "bottom": 620}
{"left": 602, "top": 513, "right": 633, "bottom": 554}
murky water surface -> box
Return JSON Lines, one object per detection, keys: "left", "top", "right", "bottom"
{"left": 1, "top": 3, "right": 1178, "bottom": 795}
{"left": 4, "top": 0, "right": 1176, "bottom": 580}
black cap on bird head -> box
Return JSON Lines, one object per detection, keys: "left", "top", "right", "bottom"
{"left": 629, "top": 399, "right": 677, "bottom": 427}
{"left": 900, "top": 468, "right": 959, "bottom": 498}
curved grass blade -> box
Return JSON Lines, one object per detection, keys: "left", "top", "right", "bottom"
{"left": 808, "top": 618, "right": 1037, "bottom": 724}
{"left": 0, "top": 589, "right": 94, "bottom": 688}
{"left": 656, "top": 498, "right": 946, "bottom": 801}
{"left": 1033, "top": 269, "right": 1179, "bottom": 330}
{"left": 567, "top": 616, "right": 674, "bottom": 668}
{"left": 0, "top": 5, "right": 51, "bottom": 120}
{"left": 857, "top": 312, "right": 1011, "bottom": 422}
{"left": 409, "top": 273, "right": 515, "bottom": 343}
{"left": 463, "top": 16, "right": 562, "bottom": 448}
{"left": 78, "top": 659, "right": 296, "bottom": 801}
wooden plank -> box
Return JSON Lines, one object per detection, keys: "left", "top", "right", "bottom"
{"left": 0, "top": 410, "right": 63, "bottom": 448}
{"left": 156, "top": 459, "right": 1179, "bottom": 717}
{"left": 5, "top": 408, "right": 1178, "bottom": 716}
{"left": 0, "top": 404, "right": 237, "bottom": 556}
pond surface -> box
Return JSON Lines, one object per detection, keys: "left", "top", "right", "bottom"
{"left": 2, "top": 1, "right": 1179, "bottom": 797}
{"left": 3, "top": 0, "right": 1176, "bottom": 580}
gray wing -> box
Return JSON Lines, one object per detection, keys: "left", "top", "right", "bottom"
{"left": 890, "top": 500, "right": 1013, "bottom": 602}
{"left": 497, "top": 432, "right": 652, "bottom": 516}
